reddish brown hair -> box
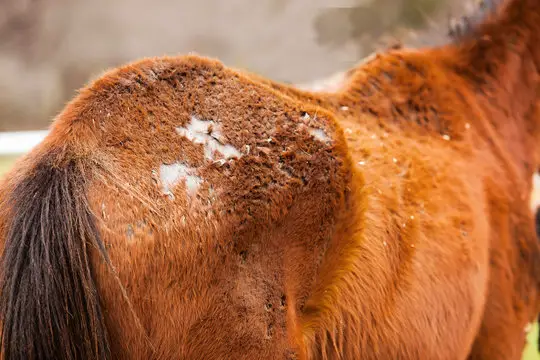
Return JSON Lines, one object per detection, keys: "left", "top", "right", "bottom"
{"left": 0, "top": 0, "right": 539, "bottom": 358}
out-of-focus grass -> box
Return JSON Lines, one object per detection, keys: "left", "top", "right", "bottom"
{"left": 0, "top": 155, "right": 538, "bottom": 359}
{"left": 524, "top": 323, "right": 539, "bottom": 360}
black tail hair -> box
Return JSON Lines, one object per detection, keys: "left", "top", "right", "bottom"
{"left": 0, "top": 153, "right": 111, "bottom": 359}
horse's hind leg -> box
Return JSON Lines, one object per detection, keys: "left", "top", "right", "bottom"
{"left": 467, "top": 285, "right": 532, "bottom": 359}
{"left": 467, "top": 202, "right": 539, "bottom": 359}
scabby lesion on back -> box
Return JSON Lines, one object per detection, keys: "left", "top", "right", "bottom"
{"left": 77, "top": 55, "right": 350, "bottom": 241}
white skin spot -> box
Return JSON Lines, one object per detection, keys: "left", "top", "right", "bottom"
{"left": 159, "top": 163, "right": 202, "bottom": 198}
{"left": 308, "top": 127, "right": 330, "bottom": 143}
{"left": 176, "top": 116, "right": 241, "bottom": 160}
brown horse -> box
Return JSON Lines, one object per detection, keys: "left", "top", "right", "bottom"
{"left": 0, "top": 0, "right": 539, "bottom": 359}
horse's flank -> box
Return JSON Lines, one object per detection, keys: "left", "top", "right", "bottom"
{"left": 0, "top": 0, "right": 539, "bottom": 359}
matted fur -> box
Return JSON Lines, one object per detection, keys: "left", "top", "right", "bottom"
{"left": 0, "top": 0, "right": 539, "bottom": 359}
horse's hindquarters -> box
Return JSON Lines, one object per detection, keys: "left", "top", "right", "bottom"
{"left": 73, "top": 55, "right": 352, "bottom": 359}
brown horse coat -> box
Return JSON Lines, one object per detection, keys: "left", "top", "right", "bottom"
{"left": 0, "top": 0, "right": 539, "bottom": 359}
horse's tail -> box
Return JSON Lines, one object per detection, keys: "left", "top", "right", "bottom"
{"left": 0, "top": 152, "right": 111, "bottom": 360}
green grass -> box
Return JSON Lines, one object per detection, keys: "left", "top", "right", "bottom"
{"left": 524, "top": 323, "right": 539, "bottom": 360}
{"left": 0, "top": 155, "right": 538, "bottom": 359}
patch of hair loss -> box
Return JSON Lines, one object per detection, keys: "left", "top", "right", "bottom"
{"left": 159, "top": 162, "right": 203, "bottom": 199}
{"left": 176, "top": 115, "right": 242, "bottom": 161}
{"left": 308, "top": 127, "right": 331, "bottom": 143}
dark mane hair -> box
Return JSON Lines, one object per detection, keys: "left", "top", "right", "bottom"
{"left": 448, "top": 0, "right": 501, "bottom": 41}
{"left": 0, "top": 152, "right": 111, "bottom": 360}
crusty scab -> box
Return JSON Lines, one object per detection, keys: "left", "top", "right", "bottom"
{"left": 176, "top": 115, "right": 242, "bottom": 161}
{"left": 51, "top": 54, "right": 346, "bottom": 239}
{"left": 159, "top": 162, "right": 202, "bottom": 199}
{"left": 152, "top": 95, "right": 334, "bottom": 201}
{"left": 159, "top": 114, "right": 242, "bottom": 199}
{"left": 158, "top": 110, "right": 334, "bottom": 200}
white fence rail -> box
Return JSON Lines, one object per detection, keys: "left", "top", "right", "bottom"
{"left": 0, "top": 131, "right": 49, "bottom": 155}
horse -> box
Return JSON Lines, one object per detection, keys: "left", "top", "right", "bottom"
{"left": 0, "top": 0, "right": 538, "bottom": 358}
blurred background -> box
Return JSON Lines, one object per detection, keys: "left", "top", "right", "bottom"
{"left": 0, "top": 0, "right": 471, "bottom": 132}
{"left": 0, "top": 0, "right": 538, "bottom": 358}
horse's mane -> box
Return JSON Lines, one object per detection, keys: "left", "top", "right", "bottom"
{"left": 448, "top": 0, "right": 502, "bottom": 41}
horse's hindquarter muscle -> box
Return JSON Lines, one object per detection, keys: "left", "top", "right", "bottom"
{"left": 64, "top": 56, "right": 353, "bottom": 359}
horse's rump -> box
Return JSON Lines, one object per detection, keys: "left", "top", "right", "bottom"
{"left": 0, "top": 56, "right": 356, "bottom": 359}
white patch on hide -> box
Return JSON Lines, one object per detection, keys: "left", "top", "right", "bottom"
{"left": 176, "top": 116, "right": 241, "bottom": 161}
{"left": 308, "top": 127, "right": 330, "bottom": 143}
{"left": 159, "top": 162, "right": 202, "bottom": 198}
